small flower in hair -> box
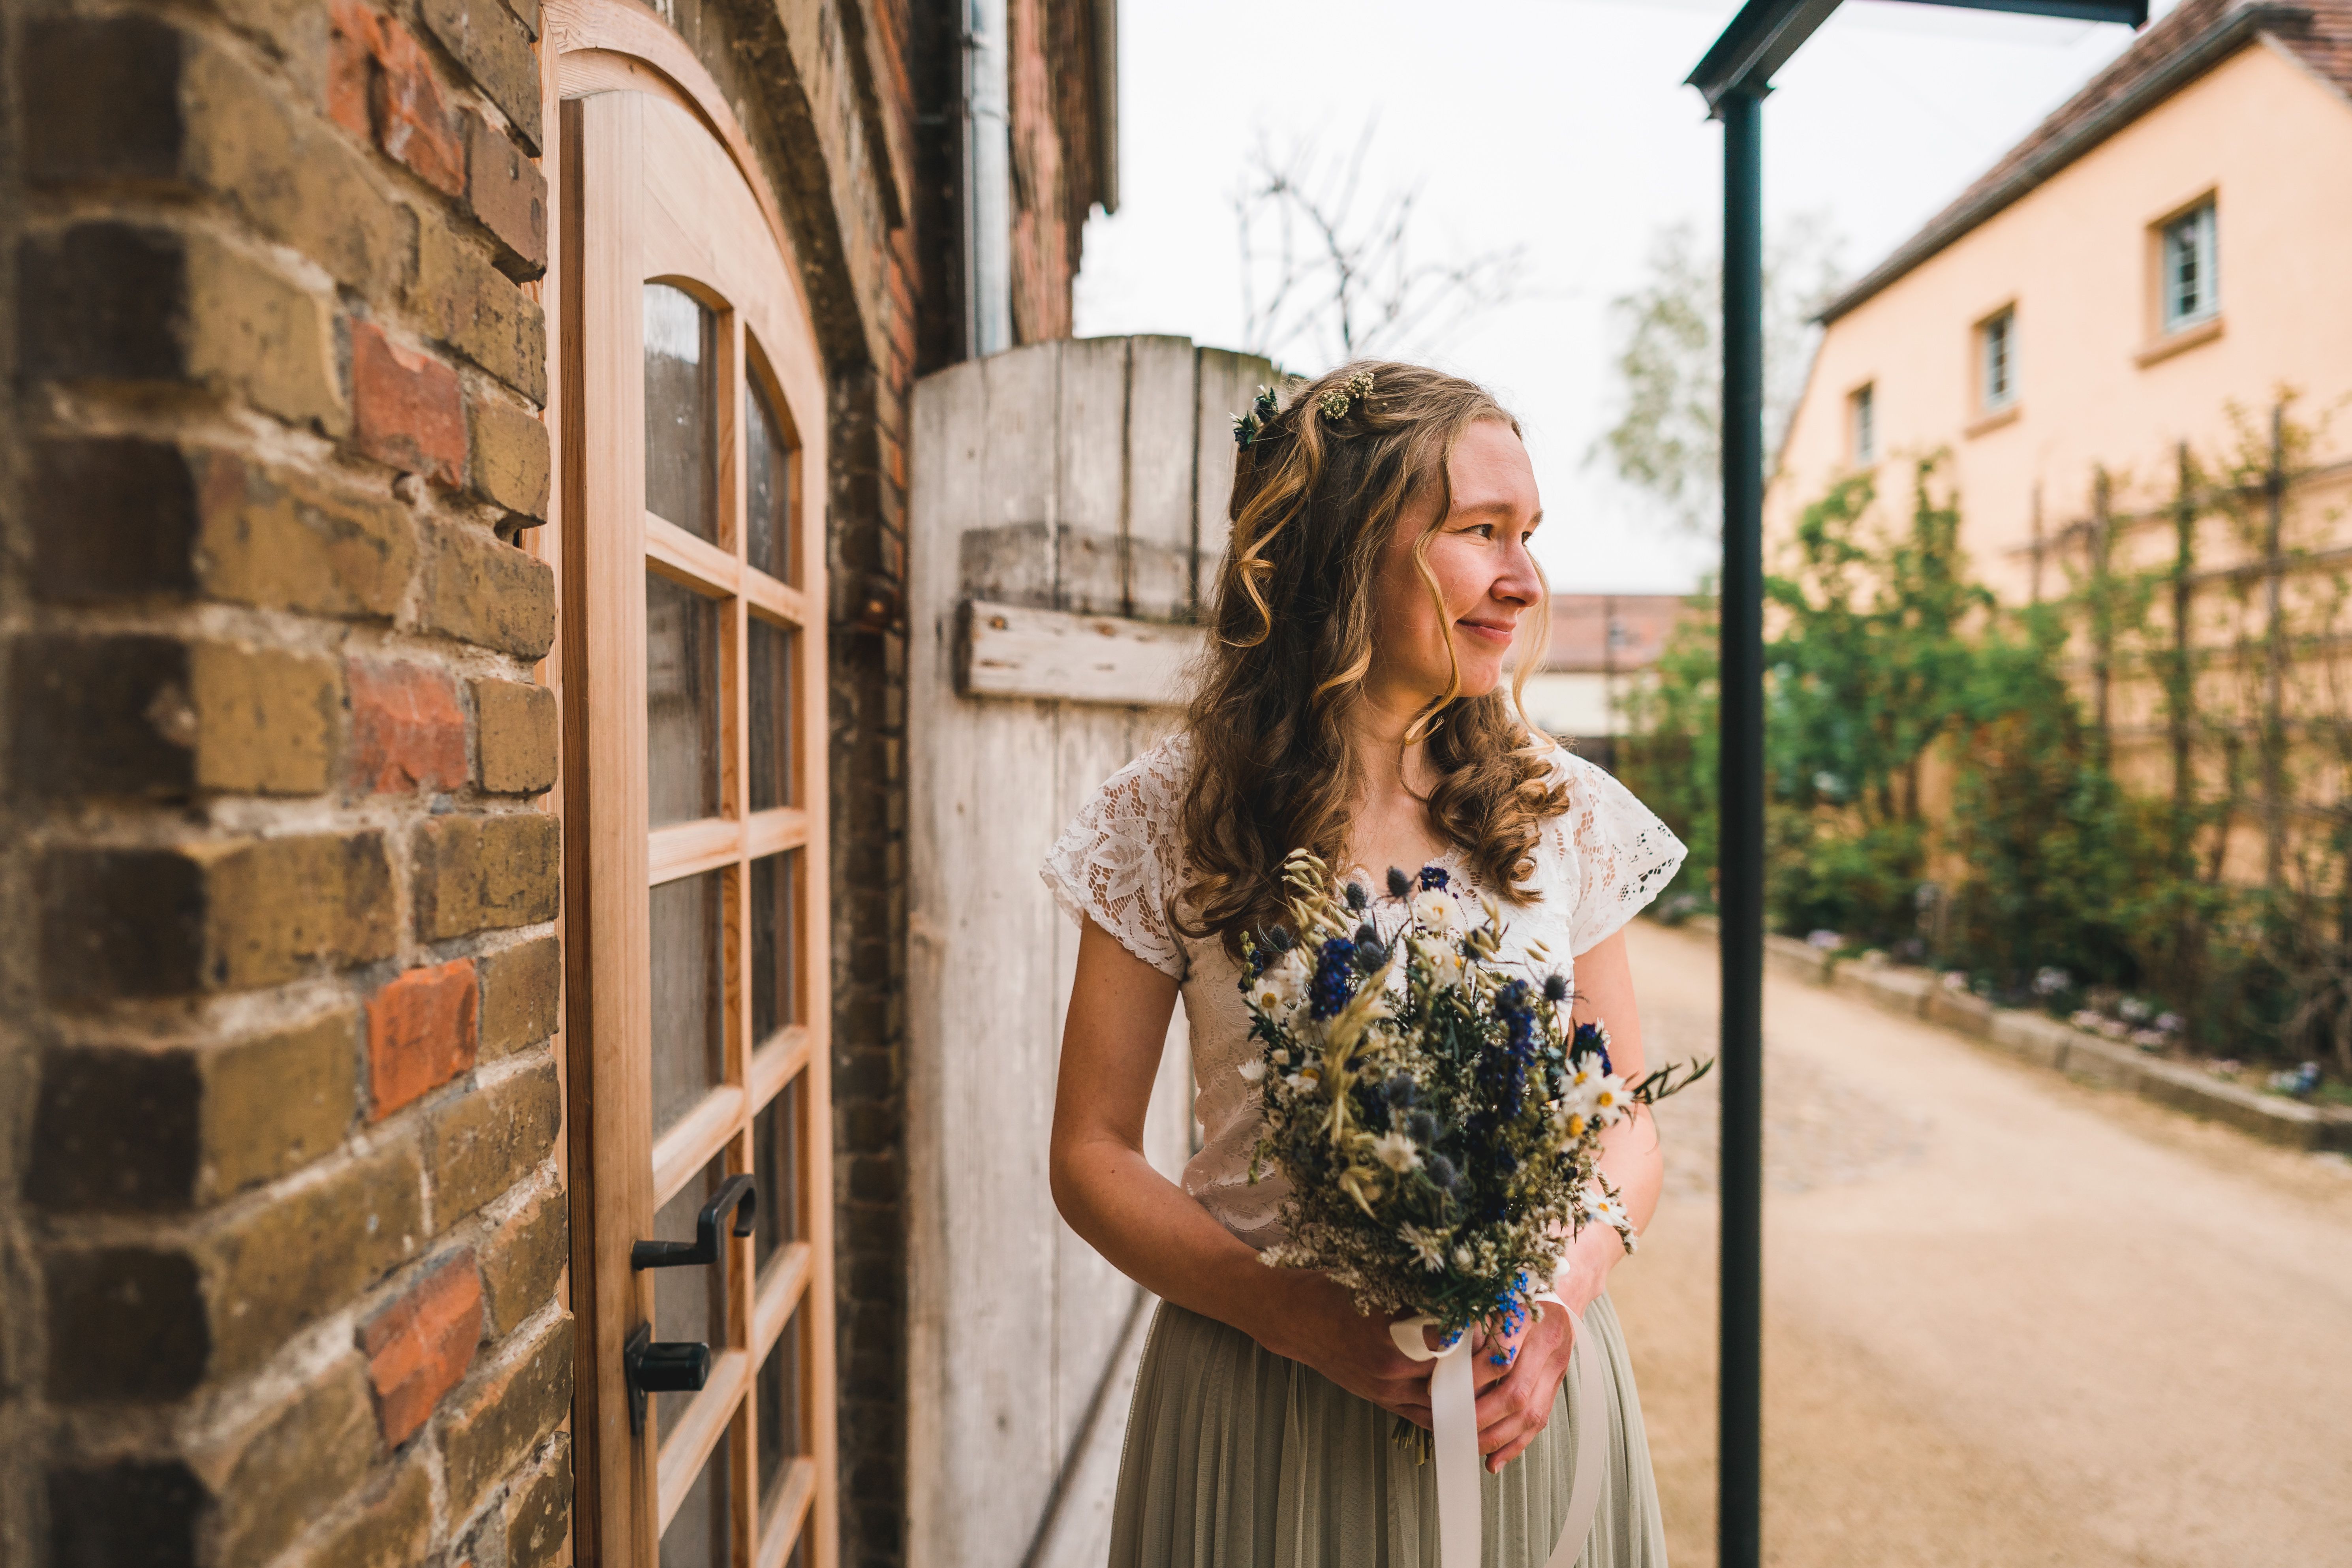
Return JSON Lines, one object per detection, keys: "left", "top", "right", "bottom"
{"left": 1318, "top": 369, "right": 1375, "bottom": 421}
{"left": 1231, "top": 385, "right": 1281, "bottom": 449}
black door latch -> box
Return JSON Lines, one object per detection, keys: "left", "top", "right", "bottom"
{"left": 623, "top": 1174, "right": 759, "bottom": 1433}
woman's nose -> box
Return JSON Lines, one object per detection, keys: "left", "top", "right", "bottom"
{"left": 1491, "top": 542, "right": 1542, "bottom": 607}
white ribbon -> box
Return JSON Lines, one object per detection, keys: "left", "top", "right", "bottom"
{"left": 1389, "top": 1292, "right": 1610, "bottom": 1568}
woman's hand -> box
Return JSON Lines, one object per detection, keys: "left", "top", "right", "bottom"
{"left": 1259, "top": 1272, "right": 1438, "bottom": 1429}
{"left": 1465, "top": 1224, "right": 1627, "bottom": 1470}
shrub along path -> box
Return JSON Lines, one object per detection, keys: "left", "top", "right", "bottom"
{"left": 1610, "top": 918, "right": 2352, "bottom": 1568}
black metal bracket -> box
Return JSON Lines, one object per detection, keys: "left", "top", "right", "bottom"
{"left": 630, "top": 1174, "right": 757, "bottom": 1275}
{"left": 622, "top": 1321, "right": 712, "bottom": 1435}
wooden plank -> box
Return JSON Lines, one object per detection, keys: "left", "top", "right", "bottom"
{"left": 649, "top": 817, "right": 742, "bottom": 885}
{"left": 656, "top": 1347, "right": 750, "bottom": 1529}
{"left": 650, "top": 1084, "right": 746, "bottom": 1208}
{"left": 1056, "top": 337, "right": 1129, "bottom": 616}
{"left": 958, "top": 600, "right": 1205, "bottom": 708}
{"left": 1124, "top": 336, "right": 1199, "bottom": 621}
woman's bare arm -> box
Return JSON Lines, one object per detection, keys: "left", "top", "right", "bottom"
{"left": 1048, "top": 918, "right": 1440, "bottom": 1423}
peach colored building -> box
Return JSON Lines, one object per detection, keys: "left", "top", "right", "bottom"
{"left": 1773, "top": 0, "right": 2352, "bottom": 610}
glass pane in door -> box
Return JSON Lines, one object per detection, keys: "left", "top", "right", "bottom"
{"left": 644, "top": 282, "right": 718, "bottom": 541}
{"left": 752, "top": 1074, "right": 799, "bottom": 1271}
{"left": 750, "top": 851, "right": 797, "bottom": 1043}
{"left": 651, "top": 1154, "right": 728, "bottom": 1431}
{"left": 756, "top": 1306, "right": 804, "bottom": 1522}
{"left": 748, "top": 617, "right": 792, "bottom": 811}
{"left": 660, "top": 1425, "right": 733, "bottom": 1568}
{"left": 647, "top": 572, "right": 720, "bottom": 826}
{"left": 649, "top": 870, "right": 725, "bottom": 1138}
{"left": 746, "top": 370, "right": 794, "bottom": 582}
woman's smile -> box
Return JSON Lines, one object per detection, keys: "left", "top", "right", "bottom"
{"left": 1456, "top": 615, "right": 1518, "bottom": 647}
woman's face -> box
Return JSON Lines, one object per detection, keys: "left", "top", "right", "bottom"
{"left": 1366, "top": 419, "right": 1544, "bottom": 708}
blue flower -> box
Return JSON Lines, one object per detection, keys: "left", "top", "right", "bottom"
{"left": 1309, "top": 938, "right": 1358, "bottom": 1018}
{"left": 1345, "top": 881, "right": 1369, "bottom": 911}
{"left": 1386, "top": 866, "right": 1413, "bottom": 900}
{"left": 1543, "top": 972, "right": 1570, "bottom": 1004}
{"left": 1419, "top": 864, "right": 1449, "bottom": 892}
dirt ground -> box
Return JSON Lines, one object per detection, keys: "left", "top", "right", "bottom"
{"left": 1608, "top": 920, "right": 2352, "bottom": 1568}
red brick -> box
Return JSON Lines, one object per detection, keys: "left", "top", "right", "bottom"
{"left": 359, "top": 1251, "right": 483, "bottom": 1444}
{"left": 370, "top": 14, "right": 464, "bottom": 196}
{"left": 351, "top": 322, "right": 464, "bottom": 488}
{"left": 326, "top": 0, "right": 379, "bottom": 140}
{"left": 348, "top": 661, "right": 467, "bottom": 794}
{"left": 368, "top": 959, "right": 478, "bottom": 1118}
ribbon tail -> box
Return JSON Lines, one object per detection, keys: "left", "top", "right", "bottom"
{"left": 1540, "top": 1305, "right": 1613, "bottom": 1568}
{"left": 1430, "top": 1341, "right": 1483, "bottom": 1568}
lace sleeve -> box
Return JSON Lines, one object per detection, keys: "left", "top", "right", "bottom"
{"left": 1040, "top": 738, "right": 1191, "bottom": 980}
{"left": 1552, "top": 749, "right": 1688, "bottom": 956}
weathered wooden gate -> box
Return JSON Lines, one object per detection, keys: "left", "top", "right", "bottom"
{"left": 905, "top": 336, "right": 1273, "bottom": 1567}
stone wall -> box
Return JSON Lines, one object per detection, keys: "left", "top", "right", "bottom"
{"left": 0, "top": 0, "right": 570, "bottom": 1559}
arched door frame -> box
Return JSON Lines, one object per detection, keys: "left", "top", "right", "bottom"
{"left": 537, "top": 8, "right": 839, "bottom": 1563}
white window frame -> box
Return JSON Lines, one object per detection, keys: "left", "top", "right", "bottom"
{"left": 2160, "top": 201, "right": 2219, "bottom": 332}
{"left": 1849, "top": 381, "right": 1876, "bottom": 465}
{"left": 1978, "top": 308, "right": 2018, "bottom": 412}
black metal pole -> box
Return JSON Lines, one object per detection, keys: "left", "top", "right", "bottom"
{"left": 1717, "top": 84, "right": 1766, "bottom": 1568}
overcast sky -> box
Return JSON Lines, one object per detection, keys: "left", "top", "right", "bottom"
{"left": 1074, "top": 0, "right": 2179, "bottom": 595}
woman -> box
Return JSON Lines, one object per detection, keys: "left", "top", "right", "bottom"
{"left": 1044, "top": 362, "right": 1685, "bottom": 1567}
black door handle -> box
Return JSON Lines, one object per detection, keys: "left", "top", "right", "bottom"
{"left": 631, "top": 1174, "right": 757, "bottom": 1274}
{"left": 622, "top": 1174, "right": 757, "bottom": 1433}
{"left": 624, "top": 1322, "right": 712, "bottom": 1434}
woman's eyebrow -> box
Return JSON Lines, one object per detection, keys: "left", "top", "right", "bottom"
{"left": 1448, "top": 501, "right": 1544, "bottom": 530}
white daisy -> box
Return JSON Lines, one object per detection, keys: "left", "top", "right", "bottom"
{"left": 1399, "top": 1224, "right": 1450, "bottom": 1272}
{"left": 1410, "top": 888, "right": 1461, "bottom": 934}
{"left": 1369, "top": 1131, "right": 1421, "bottom": 1173}
{"left": 1237, "top": 1057, "right": 1267, "bottom": 1083}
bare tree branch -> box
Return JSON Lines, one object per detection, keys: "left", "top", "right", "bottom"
{"left": 1235, "top": 124, "right": 1528, "bottom": 373}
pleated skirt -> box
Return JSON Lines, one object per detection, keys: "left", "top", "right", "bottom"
{"left": 1106, "top": 1293, "right": 1668, "bottom": 1568}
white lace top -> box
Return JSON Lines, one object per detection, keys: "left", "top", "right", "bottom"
{"left": 1040, "top": 733, "right": 1687, "bottom": 1251}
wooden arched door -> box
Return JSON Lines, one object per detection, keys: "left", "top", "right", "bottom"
{"left": 559, "top": 77, "right": 835, "bottom": 1568}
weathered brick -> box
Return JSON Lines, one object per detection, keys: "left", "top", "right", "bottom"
{"left": 371, "top": 15, "right": 466, "bottom": 195}
{"left": 413, "top": 216, "right": 546, "bottom": 400}
{"left": 23, "top": 16, "right": 186, "bottom": 184}
{"left": 500, "top": 0, "right": 541, "bottom": 41}
{"left": 17, "top": 222, "right": 187, "bottom": 381}
{"left": 27, "top": 1049, "right": 198, "bottom": 1213}
{"left": 505, "top": 1435, "right": 571, "bottom": 1568}
{"left": 479, "top": 1183, "right": 565, "bottom": 1336}
{"left": 413, "top": 812, "right": 560, "bottom": 939}
{"left": 196, "top": 453, "right": 417, "bottom": 620}
{"left": 368, "top": 958, "right": 480, "bottom": 1118}
{"left": 479, "top": 933, "right": 560, "bottom": 1057}
{"left": 421, "top": 524, "right": 554, "bottom": 658}
{"left": 47, "top": 1463, "right": 206, "bottom": 1568}
{"left": 328, "top": 0, "right": 381, "bottom": 137}
{"left": 349, "top": 660, "right": 469, "bottom": 794}
{"left": 426, "top": 1058, "right": 558, "bottom": 1224}
{"left": 40, "top": 834, "right": 397, "bottom": 1000}
{"left": 9, "top": 634, "right": 199, "bottom": 799}
{"left": 441, "top": 1315, "right": 572, "bottom": 1517}
{"left": 27, "top": 438, "right": 201, "bottom": 601}
{"left": 201, "top": 1009, "right": 362, "bottom": 1198}
{"left": 204, "top": 1143, "right": 426, "bottom": 1373}
{"left": 359, "top": 1250, "right": 483, "bottom": 1443}
{"left": 465, "top": 111, "right": 547, "bottom": 280}
{"left": 25, "top": 1016, "right": 357, "bottom": 1213}
{"left": 351, "top": 321, "right": 466, "bottom": 486}
{"left": 474, "top": 677, "right": 555, "bottom": 794}
{"left": 191, "top": 642, "right": 344, "bottom": 794}
{"left": 182, "top": 35, "right": 415, "bottom": 299}
{"left": 420, "top": 0, "right": 541, "bottom": 153}
{"left": 466, "top": 392, "right": 550, "bottom": 523}
{"left": 45, "top": 1248, "right": 209, "bottom": 1401}
{"left": 314, "top": 1453, "right": 434, "bottom": 1568}
{"left": 203, "top": 832, "right": 399, "bottom": 989}
{"left": 209, "top": 1358, "right": 381, "bottom": 1566}
{"left": 187, "top": 231, "right": 348, "bottom": 431}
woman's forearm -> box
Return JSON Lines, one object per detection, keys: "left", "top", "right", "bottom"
{"left": 1598, "top": 1104, "right": 1666, "bottom": 1236}
{"left": 1051, "top": 1133, "right": 1303, "bottom": 1354}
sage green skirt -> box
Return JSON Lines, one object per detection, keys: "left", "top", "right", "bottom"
{"left": 1106, "top": 1293, "right": 1668, "bottom": 1568}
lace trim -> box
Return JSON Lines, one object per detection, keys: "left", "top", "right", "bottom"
{"left": 1039, "top": 735, "right": 1194, "bottom": 980}
{"left": 1551, "top": 749, "right": 1688, "bottom": 954}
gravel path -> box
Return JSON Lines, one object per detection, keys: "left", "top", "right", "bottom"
{"left": 1608, "top": 919, "right": 2352, "bottom": 1568}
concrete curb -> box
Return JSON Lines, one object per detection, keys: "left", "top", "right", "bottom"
{"left": 1658, "top": 916, "right": 2352, "bottom": 1154}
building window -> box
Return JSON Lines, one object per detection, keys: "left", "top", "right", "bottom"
{"left": 1849, "top": 382, "right": 1876, "bottom": 465}
{"left": 1978, "top": 308, "right": 2017, "bottom": 411}
{"left": 2160, "top": 201, "right": 2219, "bottom": 331}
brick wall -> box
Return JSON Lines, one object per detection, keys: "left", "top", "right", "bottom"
{"left": 0, "top": 0, "right": 569, "bottom": 1559}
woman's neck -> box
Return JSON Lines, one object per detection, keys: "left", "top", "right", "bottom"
{"left": 1341, "top": 682, "right": 1448, "bottom": 873}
